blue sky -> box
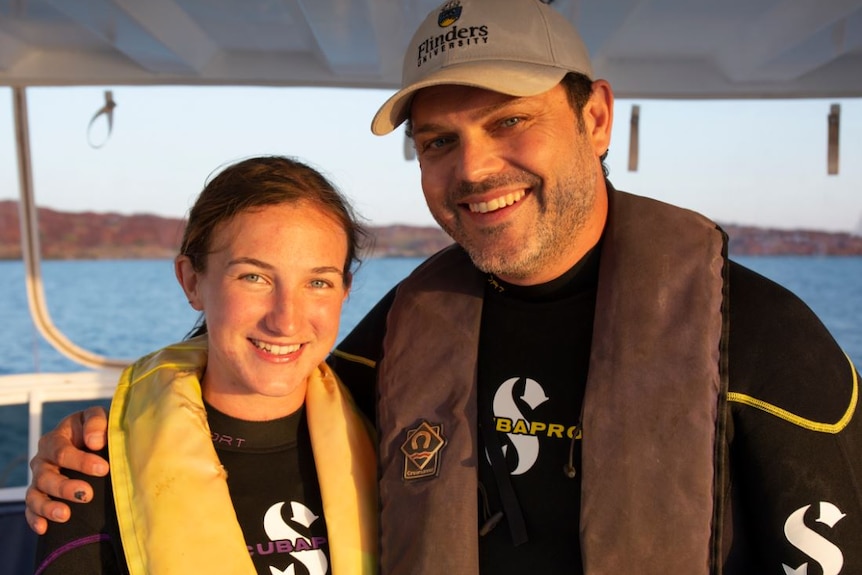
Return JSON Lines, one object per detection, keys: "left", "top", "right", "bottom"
{"left": 1, "top": 86, "right": 860, "bottom": 233}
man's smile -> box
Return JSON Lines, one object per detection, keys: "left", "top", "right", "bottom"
{"left": 467, "top": 190, "right": 527, "bottom": 214}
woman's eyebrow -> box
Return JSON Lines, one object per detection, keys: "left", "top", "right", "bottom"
{"left": 226, "top": 256, "right": 273, "bottom": 269}
{"left": 228, "top": 258, "right": 343, "bottom": 277}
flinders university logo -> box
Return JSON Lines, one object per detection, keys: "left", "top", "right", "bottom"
{"left": 438, "top": 1, "right": 462, "bottom": 27}
{"left": 415, "top": 1, "right": 489, "bottom": 67}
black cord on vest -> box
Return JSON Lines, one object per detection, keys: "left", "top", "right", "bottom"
{"left": 478, "top": 418, "right": 529, "bottom": 545}
{"left": 563, "top": 412, "right": 583, "bottom": 479}
{"left": 563, "top": 428, "right": 578, "bottom": 479}
{"left": 478, "top": 482, "right": 505, "bottom": 536}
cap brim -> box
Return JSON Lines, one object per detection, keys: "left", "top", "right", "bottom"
{"left": 370, "top": 61, "right": 569, "bottom": 135}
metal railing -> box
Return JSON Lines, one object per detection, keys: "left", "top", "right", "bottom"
{"left": 0, "top": 370, "right": 120, "bottom": 502}
{"left": 12, "top": 87, "right": 131, "bottom": 370}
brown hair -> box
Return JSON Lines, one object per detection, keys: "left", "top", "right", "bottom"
{"left": 561, "top": 72, "right": 610, "bottom": 176}
{"left": 181, "top": 155, "right": 367, "bottom": 278}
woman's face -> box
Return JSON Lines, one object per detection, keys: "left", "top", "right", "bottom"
{"left": 177, "top": 201, "right": 349, "bottom": 420}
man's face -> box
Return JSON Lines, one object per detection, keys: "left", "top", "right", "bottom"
{"left": 410, "top": 82, "right": 610, "bottom": 286}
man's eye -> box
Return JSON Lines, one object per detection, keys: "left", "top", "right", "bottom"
{"left": 501, "top": 117, "right": 521, "bottom": 128}
{"left": 420, "top": 136, "right": 452, "bottom": 152}
{"left": 310, "top": 279, "right": 333, "bottom": 289}
{"left": 241, "top": 273, "right": 262, "bottom": 283}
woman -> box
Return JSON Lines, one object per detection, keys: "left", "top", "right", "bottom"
{"left": 33, "top": 156, "right": 377, "bottom": 575}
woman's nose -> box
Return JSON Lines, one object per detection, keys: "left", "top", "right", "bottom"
{"left": 265, "top": 289, "right": 303, "bottom": 335}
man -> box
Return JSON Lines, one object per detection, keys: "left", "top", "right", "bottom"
{"left": 25, "top": 0, "right": 862, "bottom": 573}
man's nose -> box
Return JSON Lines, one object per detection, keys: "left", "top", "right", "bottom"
{"left": 456, "top": 133, "right": 506, "bottom": 183}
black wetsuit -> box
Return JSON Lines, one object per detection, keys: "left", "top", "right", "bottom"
{"left": 34, "top": 404, "right": 330, "bottom": 575}
{"left": 330, "top": 241, "right": 862, "bottom": 573}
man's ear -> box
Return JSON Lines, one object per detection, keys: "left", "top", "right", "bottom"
{"left": 175, "top": 255, "right": 204, "bottom": 311}
{"left": 583, "top": 79, "right": 614, "bottom": 156}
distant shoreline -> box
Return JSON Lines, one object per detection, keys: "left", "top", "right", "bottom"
{"left": 2, "top": 200, "right": 861, "bottom": 259}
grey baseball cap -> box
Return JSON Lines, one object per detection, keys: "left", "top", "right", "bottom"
{"left": 371, "top": 0, "right": 594, "bottom": 135}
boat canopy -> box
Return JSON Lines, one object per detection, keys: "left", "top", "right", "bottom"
{"left": 1, "top": 0, "right": 861, "bottom": 99}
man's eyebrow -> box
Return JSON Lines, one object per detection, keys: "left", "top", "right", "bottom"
{"left": 410, "top": 121, "right": 448, "bottom": 138}
{"left": 411, "top": 98, "right": 523, "bottom": 137}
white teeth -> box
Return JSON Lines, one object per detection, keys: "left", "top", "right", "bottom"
{"left": 468, "top": 190, "right": 526, "bottom": 214}
{"left": 252, "top": 339, "right": 300, "bottom": 355}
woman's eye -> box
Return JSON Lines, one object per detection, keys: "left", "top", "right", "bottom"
{"left": 310, "top": 279, "right": 332, "bottom": 289}
{"left": 241, "top": 273, "right": 262, "bottom": 283}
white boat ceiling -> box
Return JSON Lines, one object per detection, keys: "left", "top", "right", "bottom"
{"left": 1, "top": 0, "right": 861, "bottom": 98}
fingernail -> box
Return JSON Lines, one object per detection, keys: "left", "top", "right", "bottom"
{"left": 85, "top": 433, "right": 103, "bottom": 447}
{"left": 92, "top": 462, "right": 108, "bottom": 475}
{"left": 51, "top": 508, "right": 68, "bottom": 520}
{"left": 74, "top": 490, "right": 87, "bottom": 502}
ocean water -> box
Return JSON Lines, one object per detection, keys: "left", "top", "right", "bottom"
{"left": 4, "top": 255, "right": 859, "bottom": 374}
{"left": 0, "top": 257, "right": 426, "bottom": 375}
{"left": 1, "top": 255, "right": 860, "bottom": 488}
{"left": 734, "top": 255, "right": 862, "bottom": 365}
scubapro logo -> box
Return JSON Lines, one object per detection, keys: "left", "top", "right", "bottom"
{"left": 262, "top": 501, "right": 328, "bottom": 575}
{"left": 783, "top": 501, "right": 846, "bottom": 575}
{"left": 493, "top": 377, "right": 549, "bottom": 475}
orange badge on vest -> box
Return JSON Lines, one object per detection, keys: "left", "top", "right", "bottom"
{"left": 401, "top": 420, "right": 446, "bottom": 481}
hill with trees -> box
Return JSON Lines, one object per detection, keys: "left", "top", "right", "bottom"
{"left": 1, "top": 200, "right": 861, "bottom": 260}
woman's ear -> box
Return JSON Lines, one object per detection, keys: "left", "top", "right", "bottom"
{"left": 343, "top": 271, "right": 353, "bottom": 301}
{"left": 175, "top": 255, "right": 204, "bottom": 311}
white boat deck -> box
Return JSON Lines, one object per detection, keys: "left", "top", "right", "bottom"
{"left": 0, "top": 370, "right": 121, "bottom": 502}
